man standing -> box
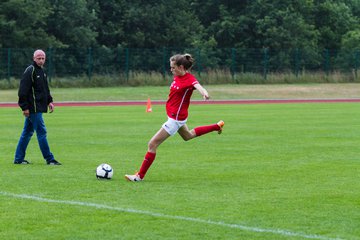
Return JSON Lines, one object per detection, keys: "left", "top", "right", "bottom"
{"left": 14, "top": 49, "right": 61, "bottom": 165}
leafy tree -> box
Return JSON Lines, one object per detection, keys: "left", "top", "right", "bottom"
{"left": 241, "top": 0, "right": 319, "bottom": 49}
{"left": 345, "top": 0, "right": 360, "bottom": 17}
{"left": 1, "top": 0, "right": 360, "bottom": 77}
{"left": 204, "top": 5, "right": 246, "bottom": 48}
{"left": 332, "top": 29, "right": 360, "bottom": 73}
{"left": 226, "top": 0, "right": 322, "bottom": 71}
{"left": 120, "top": 0, "right": 204, "bottom": 48}
{"left": 314, "top": 0, "right": 358, "bottom": 49}
{"left": 191, "top": 0, "right": 249, "bottom": 48}
{"left": 341, "top": 30, "right": 360, "bottom": 51}
{"left": 95, "top": 0, "right": 127, "bottom": 48}
{"left": 46, "top": 0, "right": 98, "bottom": 48}
{"left": 0, "top": 0, "right": 61, "bottom": 48}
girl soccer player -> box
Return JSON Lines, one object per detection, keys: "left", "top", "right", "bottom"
{"left": 125, "top": 53, "right": 224, "bottom": 181}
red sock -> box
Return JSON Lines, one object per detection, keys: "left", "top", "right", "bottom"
{"left": 138, "top": 152, "right": 156, "bottom": 179}
{"left": 194, "top": 124, "right": 220, "bottom": 136}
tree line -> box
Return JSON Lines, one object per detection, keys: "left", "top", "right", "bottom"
{"left": 1, "top": 0, "right": 360, "bottom": 85}
{"left": 1, "top": 0, "right": 359, "bottom": 51}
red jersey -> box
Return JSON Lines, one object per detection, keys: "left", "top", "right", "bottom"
{"left": 166, "top": 72, "right": 199, "bottom": 121}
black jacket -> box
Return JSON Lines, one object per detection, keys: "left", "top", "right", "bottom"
{"left": 18, "top": 61, "right": 53, "bottom": 113}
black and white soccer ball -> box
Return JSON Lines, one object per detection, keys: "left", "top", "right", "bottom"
{"left": 96, "top": 163, "right": 113, "bottom": 179}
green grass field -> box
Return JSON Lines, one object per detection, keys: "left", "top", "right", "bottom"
{"left": 1, "top": 101, "right": 359, "bottom": 239}
{"left": 1, "top": 83, "right": 360, "bottom": 102}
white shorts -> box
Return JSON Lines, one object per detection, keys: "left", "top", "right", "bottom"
{"left": 162, "top": 117, "right": 187, "bottom": 136}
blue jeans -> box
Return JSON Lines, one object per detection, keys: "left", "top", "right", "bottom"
{"left": 14, "top": 113, "right": 54, "bottom": 162}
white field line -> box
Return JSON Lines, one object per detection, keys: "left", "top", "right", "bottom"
{"left": 0, "top": 191, "right": 342, "bottom": 240}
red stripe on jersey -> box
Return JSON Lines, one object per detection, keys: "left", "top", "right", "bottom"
{"left": 166, "top": 73, "right": 199, "bottom": 121}
{"left": 175, "top": 88, "right": 190, "bottom": 120}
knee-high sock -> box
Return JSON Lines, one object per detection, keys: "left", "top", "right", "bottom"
{"left": 194, "top": 124, "right": 220, "bottom": 136}
{"left": 139, "top": 151, "right": 156, "bottom": 179}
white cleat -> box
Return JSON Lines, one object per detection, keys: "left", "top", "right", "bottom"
{"left": 217, "top": 120, "right": 225, "bottom": 134}
{"left": 125, "top": 172, "right": 143, "bottom": 182}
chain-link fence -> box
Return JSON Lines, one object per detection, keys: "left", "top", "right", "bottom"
{"left": 0, "top": 47, "right": 359, "bottom": 84}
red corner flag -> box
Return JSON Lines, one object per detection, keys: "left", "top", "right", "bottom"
{"left": 146, "top": 98, "right": 152, "bottom": 112}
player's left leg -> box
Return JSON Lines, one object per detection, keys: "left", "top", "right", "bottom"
{"left": 125, "top": 127, "right": 170, "bottom": 182}
{"left": 138, "top": 128, "right": 170, "bottom": 178}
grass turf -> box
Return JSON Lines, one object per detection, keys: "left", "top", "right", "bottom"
{"left": 1, "top": 83, "right": 360, "bottom": 102}
{"left": 0, "top": 103, "right": 359, "bottom": 239}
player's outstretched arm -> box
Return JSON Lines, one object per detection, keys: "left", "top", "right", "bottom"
{"left": 194, "top": 83, "right": 210, "bottom": 100}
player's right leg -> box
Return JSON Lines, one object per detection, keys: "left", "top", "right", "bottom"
{"left": 179, "top": 120, "right": 225, "bottom": 139}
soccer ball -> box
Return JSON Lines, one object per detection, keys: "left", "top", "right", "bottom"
{"left": 96, "top": 163, "right": 113, "bottom": 179}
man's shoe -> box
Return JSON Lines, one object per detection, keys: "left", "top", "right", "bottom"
{"left": 14, "top": 160, "right": 31, "bottom": 164}
{"left": 47, "top": 160, "right": 61, "bottom": 165}
{"left": 125, "top": 172, "right": 143, "bottom": 182}
{"left": 217, "top": 120, "right": 225, "bottom": 134}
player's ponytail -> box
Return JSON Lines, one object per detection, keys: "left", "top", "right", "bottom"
{"left": 170, "top": 53, "right": 195, "bottom": 70}
{"left": 183, "top": 53, "right": 194, "bottom": 70}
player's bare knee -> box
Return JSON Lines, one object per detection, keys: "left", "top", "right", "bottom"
{"left": 181, "top": 133, "right": 195, "bottom": 141}
{"left": 182, "top": 136, "right": 190, "bottom": 141}
{"left": 148, "top": 141, "right": 158, "bottom": 151}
